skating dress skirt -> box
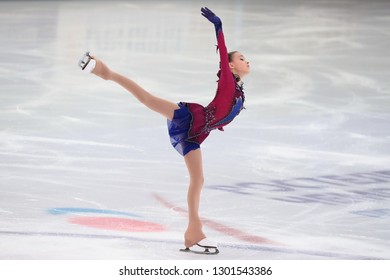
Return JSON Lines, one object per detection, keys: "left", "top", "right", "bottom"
{"left": 167, "top": 102, "right": 200, "bottom": 156}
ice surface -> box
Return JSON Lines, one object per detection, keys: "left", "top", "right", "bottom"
{"left": 0, "top": 0, "right": 389, "bottom": 259}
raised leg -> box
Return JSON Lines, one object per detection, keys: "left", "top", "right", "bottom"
{"left": 183, "top": 148, "right": 206, "bottom": 248}
{"left": 91, "top": 57, "right": 179, "bottom": 120}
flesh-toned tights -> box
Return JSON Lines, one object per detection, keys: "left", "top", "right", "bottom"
{"left": 92, "top": 59, "right": 205, "bottom": 247}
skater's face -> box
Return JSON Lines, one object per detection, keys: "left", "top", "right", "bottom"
{"left": 229, "top": 52, "right": 250, "bottom": 77}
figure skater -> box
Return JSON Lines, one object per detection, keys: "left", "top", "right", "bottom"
{"left": 78, "top": 7, "right": 250, "bottom": 254}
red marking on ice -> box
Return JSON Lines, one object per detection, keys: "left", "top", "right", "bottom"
{"left": 153, "top": 193, "right": 279, "bottom": 245}
{"left": 69, "top": 216, "right": 165, "bottom": 232}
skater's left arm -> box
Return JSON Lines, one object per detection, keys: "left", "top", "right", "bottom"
{"left": 201, "top": 7, "right": 231, "bottom": 79}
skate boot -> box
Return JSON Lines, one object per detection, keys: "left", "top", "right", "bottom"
{"left": 78, "top": 51, "right": 96, "bottom": 73}
{"left": 180, "top": 238, "right": 219, "bottom": 255}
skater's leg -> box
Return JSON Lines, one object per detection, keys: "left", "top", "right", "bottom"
{"left": 183, "top": 148, "right": 206, "bottom": 248}
{"left": 92, "top": 58, "right": 179, "bottom": 121}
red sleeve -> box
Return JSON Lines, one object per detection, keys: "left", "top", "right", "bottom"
{"left": 217, "top": 31, "right": 233, "bottom": 81}
{"left": 186, "top": 29, "right": 237, "bottom": 144}
{"left": 207, "top": 30, "right": 236, "bottom": 122}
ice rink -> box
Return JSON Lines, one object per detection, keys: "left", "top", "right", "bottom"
{"left": 0, "top": 0, "right": 389, "bottom": 260}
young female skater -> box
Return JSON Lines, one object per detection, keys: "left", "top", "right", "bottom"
{"left": 79, "top": 7, "right": 250, "bottom": 254}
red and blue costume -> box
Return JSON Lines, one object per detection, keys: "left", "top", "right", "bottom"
{"left": 167, "top": 8, "right": 245, "bottom": 156}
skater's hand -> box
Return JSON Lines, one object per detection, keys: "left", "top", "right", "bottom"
{"left": 201, "top": 7, "right": 221, "bottom": 25}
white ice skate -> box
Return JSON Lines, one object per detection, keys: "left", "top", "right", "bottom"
{"left": 180, "top": 238, "right": 219, "bottom": 255}
{"left": 78, "top": 51, "right": 96, "bottom": 73}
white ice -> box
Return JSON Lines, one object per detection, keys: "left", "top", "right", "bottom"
{"left": 0, "top": 0, "right": 389, "bottom": 260}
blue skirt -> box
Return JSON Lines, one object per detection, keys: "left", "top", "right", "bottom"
{"left": 167, "top": 102, "right": 200, "bottom": 156}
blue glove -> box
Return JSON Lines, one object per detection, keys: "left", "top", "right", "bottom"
{"left": 201, "top": 7, "right": 221, "bottom": 25}
{"left": 201, "top": 7, "right": 222, "bottom": 35}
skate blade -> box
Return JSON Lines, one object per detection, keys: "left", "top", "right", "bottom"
{"left": 180, "top": 247, "right": 219, "bottom": 255}
{"left": 78, "top": 51, "right": 96, "bottom": 73}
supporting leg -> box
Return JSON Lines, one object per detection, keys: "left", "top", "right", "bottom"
{"left": 183, "top": 148, "right": 206, "bottom": 248}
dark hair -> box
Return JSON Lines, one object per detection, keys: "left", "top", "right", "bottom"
{"left": 217, "top": 51, "right": 240, "bottom": 82}
{"left": 228, "top": 51, "right": 239, "bottom": 62}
